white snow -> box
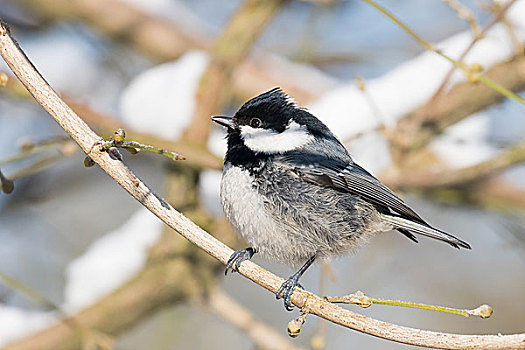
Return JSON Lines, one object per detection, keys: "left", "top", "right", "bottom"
{"left": 199, "top": 170, "right": 223, "bottom": 216}
{"left": 0, "top": 209, "right": 163, "bottom": 346}
{"left": 430, "top": 113, "right": 500, "bottom": 168}
{"left": 0, "top": 306, "right": 55, "bottom": 347}
{"left": 308, "top": 0, "right": 525, "bottom": 170}
{"left": 63, "top": 208, "right": 163, "bottom": 312}
{"left": 119, "top": 51, "right": 209, "bottom": 140}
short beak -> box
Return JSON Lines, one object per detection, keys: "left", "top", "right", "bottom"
{"left": 211, "top": 115, "right": 235, "bottom": 129}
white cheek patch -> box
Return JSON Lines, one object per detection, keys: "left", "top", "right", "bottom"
{"left": 240, "top": 121, "right": 314, "bottom": 154}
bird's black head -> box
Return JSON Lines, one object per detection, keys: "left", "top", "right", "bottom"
{"left": 212, "top": 87, "right": 333, "bottom": 158}
{"left": 233, "top": 87, "right": 299, "bottom": 133}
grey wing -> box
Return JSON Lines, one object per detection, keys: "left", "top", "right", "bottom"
{"left": 276, "top": 153, "right": 470, "bottom": 249}
{"left": 283, "top": 158, "right": 426, "bottom": 225}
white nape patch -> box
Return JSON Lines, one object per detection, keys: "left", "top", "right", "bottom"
{"left": 240, "top": 121, "right": 313, "bottom": 154}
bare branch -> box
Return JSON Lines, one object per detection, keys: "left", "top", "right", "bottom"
{"left": 18, "top": 0, "right": 207, "bottom": 61}
{"left": 383, "top": 141, "right": 525, "bottom": 190}
{"left": 207, "top": 288, "right": 305, "bottom": 350}
{"left": 1, "top": 22, "right": 524, "bottom": 350}
{"left": 185, "top": 0, "right": 288, "bottom": 144}
{"left": 18, "top": 0, "right": 336, "bottom": 104}
{"left": 441, "top": 0, "right": 480, "bottom": 37}
{"left": 360, "top": 0, "right": 525, "bottom": 107}
{"left": 431, "top": 0, "right": 518, "bottom": 103}
{"left": 391, "top": 55, "right": 525, "bottom": 157}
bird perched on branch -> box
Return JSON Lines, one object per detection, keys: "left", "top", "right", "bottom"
{"left": 212, "top": 87, "right": 470, "bottom": 311}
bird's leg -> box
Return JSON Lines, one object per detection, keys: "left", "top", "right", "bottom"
{"left": 225, "top": 247, "right": 256, "bottom": 275}
{"left": 276, "top": 256, "right": 316, "bottom": 311}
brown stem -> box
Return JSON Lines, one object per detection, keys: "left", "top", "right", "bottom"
{"left": 18, "top": 0, "right": 335, "bottom": 104}
{"left": 207, "top": 288, "right": 306, "bottom": 350}
{"left": 392, "top": 55, "right": 525, "bottom": 158}
{"left": 383, "top": 141, "right": 525, "bottom": 190}
{"left": 184, "top": 0, "right": 288, "bottom": 144}
{"left": 428, "top": 0, "right": 517, "bottom": 104}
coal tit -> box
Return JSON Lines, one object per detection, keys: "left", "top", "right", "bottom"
{"left": 212, "top": 87, "right": 471, "bottom": 311}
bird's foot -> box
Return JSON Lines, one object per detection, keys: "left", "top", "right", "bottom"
{"left": 276, "top": 275, "right": 303, "bottom": 311}
{"left": 225, "top": 248, "right": 255, "bottom": 275}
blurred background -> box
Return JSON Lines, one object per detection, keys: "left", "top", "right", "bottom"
{"left": 0, "top": 0, "right": 524, "bottom": 349}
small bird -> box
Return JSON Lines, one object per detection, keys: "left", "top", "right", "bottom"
{"left": 212, "top": 87, "right": 471, "bottom": 311}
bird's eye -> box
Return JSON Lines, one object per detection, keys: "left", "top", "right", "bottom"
{"left": 250, "top": 118, "right": 262, "bottom": 128}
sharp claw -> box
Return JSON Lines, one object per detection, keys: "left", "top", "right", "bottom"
{"left": 224, "top": 248, "right": 255, "bottom": 276}
{"left": 276, "top": 277, "right": 302, "bottom": 311}
{"left": 276, "top": 284, "right": 285, "bottom": 300}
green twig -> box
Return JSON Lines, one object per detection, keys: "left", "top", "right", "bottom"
{"left": 97, "top": 129, "right": 185, "bottom": 162}
{"left": 0, "top": 271, "right": 59, "bottom": 311}
{"left": 116, "top": 140, "right": 186, "bottom": 160}
{"left": 326, "top": 291, "right": 493, "bottom": 318}
{"left": 360, "top": 0, "right": 525, "bottom": 107}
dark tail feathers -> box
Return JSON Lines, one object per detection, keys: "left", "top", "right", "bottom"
{"left": 382, "top": 215, "right": 471, "bottom": 249}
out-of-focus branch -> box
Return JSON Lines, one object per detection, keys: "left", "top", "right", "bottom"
{"left": 442, "top": 0, "right": 480, "bottom": 36}
{"left": 18, "top": 0, "right": 336, "bottom": 104}
{"left": 185, "top": 0, "right": 288, "bottom": 144}
{"left": 474, "top": 179, "right": 525, "bottom": 210}
{"left": 0, "top": 72, "right": 224, "bottom": 170}
{"left": 2, "top": 22, "right": 525, "bottom": 350}
{"left": 430, "top": 0, "right": 517, "bottom": 104}
{"left": 207, "top": 288, "right": 306, "bottom": 350}
{"left": 360, "top": 0, "right": 525, "bottom": 107}
{"left": 18, "top": 0, "right": 207, "bottom": 61}
{"left": 390, "top": 55, "right": 525, "bottom": 159}
{"left": 6, "top": 164, "right": 235, "bottom": 350}
{"left": 5, "top": 251, "right": 217, "bottom": 350}
{"left": 383, "top": 141, "right": 525, "bottom": 190}
{"left": 0, "top": 136, "right": 71, "bottom": 166}
{"left": 65, "top": 99, "right": 223, "bottom": 170}
{"left": 3, "top": 54, "right": 525, "bottom": 211}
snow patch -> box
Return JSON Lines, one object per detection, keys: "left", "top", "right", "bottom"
{"left": 119, "top": 51, "right": 209, "bottom": 140}
{"left": 0, "top": 306, "right": 55, "bottom": 347}
{"left": 63, "top": 209, "right": 162, "bottom": 311}
{"left": 430, "top": 114, "right": 500, "bottom": 168}
{"left": 308, "top": 0, "right": 525, "bottom": 169}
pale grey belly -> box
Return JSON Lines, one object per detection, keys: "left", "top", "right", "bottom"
{"left": 221, "top": 164, "right": 298, "bottom": 264}
{"left": 220, "top": 163, "right": 391, "bottom": 267}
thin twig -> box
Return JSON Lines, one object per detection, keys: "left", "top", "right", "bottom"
{"left": 430, "top": 0, "right": 517, "bottom": 104}
{"left": 0, "top": 271, "right": 60, "bottom": 312}
{"left": 1, "top": 74, "right": 223, "bottom": 170}
{"left": 0, "top": 136, "right": 71, "bottom": 166}
{"left": 442, "top": 0, "right": 480, "bottom": 36}
{"left": 326, "top": 291, "right": 492, "bottom": 319}
{"left": 98, "top": 129, "right": 185, "bottom": 161}
{"left": 360, "top": 0, "right": 525, "bottom": 106}
{"left": 207, "top": 288, "right": 305, "bottom": 350}
{"left": 1, "top": 22, "right": 525, "bottom": 349}
{"left": 0, "top": 270, "right": 105, "bottom": 346}
{"left": 391, "top": 55, "right": 525, "bottom": 155}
